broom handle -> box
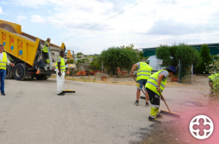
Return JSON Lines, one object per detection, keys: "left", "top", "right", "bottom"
{"left": 158, "top": 91, "right": 171, "bottom": 112}
{"left": 68, "top": 62, "right": 69, "bottom": 90}
{"left": 132, "top": 76, "right": 146, "bottom": 95}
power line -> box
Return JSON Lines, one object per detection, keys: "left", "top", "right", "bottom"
{"left": 60, "top": 0, "right": 146, "bottom": 42}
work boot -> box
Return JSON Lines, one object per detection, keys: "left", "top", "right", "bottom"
{"left": 156, "top": 113, "right": 163, "bottom": 118}
{"left": 148, "top": 116, "right": 161, "bottom": 123}
{"left": 134, "top": 100, "right": 139, "bottom": 106}
{"left": 1, "top": 92, "right": 5, "bottom": 96}
{"left": 57, "top": 92, "right": 65, "bottom": 96}
{"left": 145, "top": 102, "right": 150, "bottom": 107}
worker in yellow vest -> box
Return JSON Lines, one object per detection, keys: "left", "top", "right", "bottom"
{"left": 130, "top": 60, "right": 153, "bottom": 106}
{"left": 209, "top": 73, "right": 219, "bottom": 94}
{"left": 42, "top": 38, "right": 50, "bottom": 64}
{"left": 37, "top": 38, "right": 51, "bottom": 74}
{"left": 0, "top": 44, "right": 15, "bottom": 96}
{"left": 145, "top": 66, "right": 176, "bottom": 123}
{"left": 56, "top": 50, "right": 69, "bottom": 96}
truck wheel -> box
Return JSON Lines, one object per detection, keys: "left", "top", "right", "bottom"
{"left": 6, "top": 65, "right": 13, "bottom": 79}
{"left": 43, "top": 75, "right": 49, "bottom": 80}
{"left": 13, "top": 63, "right": 26, "bottom": 81}
{"left": 35, "top": 74, "right": 46, "bottom": 80}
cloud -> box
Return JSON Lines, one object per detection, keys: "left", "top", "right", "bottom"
{"left": 0, "top": 6, "right": 3, "bottom": 14}
{"left": 16, "top": 15, "right": 27, "bottom": 21}
{"left": 11, "top": 0, "right": 48, "bottom": 8}
{"left": 31, "top": 15, "right": 46, "bottom": 23}
{"left": 4, "top": 0, "right": 219, "bottom": 54}
{"left": 144, "top": 19, "right": 219, "bottom": 35}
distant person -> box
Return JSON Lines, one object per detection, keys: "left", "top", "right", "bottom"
{"left": 209, "top": 73, "right": 219, "bottom": 95}
{"left": 130, "top": 60, "right": 153, "bottom": 106}
{"left": 145, "top": 66, "right": 176, "bottom": 123}
{"left": 42, "top": 38, "right": 50, "bottom": 64}
{"left": 56, "top": 50, "right": 69, "bottom": 96}
{"left": 0, "top": 44, "right": 15, "bottom": 96}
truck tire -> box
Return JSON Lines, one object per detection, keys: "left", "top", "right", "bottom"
{"left": 6, "top": 65, "right": 13, "bottom": 79}
{"left": 35, "top": 74, "right": 46, "bottom": 80}
{"left": 13, "top": 63, "right": 26, "bottom": 81}
{"left": 43, "top": 75, "right": 49, "bottom": 80}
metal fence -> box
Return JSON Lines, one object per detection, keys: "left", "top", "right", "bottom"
{"left": 178, "top": 61, "right": 192, "bottom": 83}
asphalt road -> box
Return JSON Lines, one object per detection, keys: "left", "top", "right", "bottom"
{"left": 0, "top": 77, "right": 208, "bottom": 144}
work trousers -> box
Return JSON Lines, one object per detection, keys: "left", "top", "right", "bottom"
{"left": 0, "top": 70, "right": 6, "bottom": 93}
{"left": 56, "top": 70, "right": 65, "bottom": 94}
{"left": 146, "top": 88, "right": 160, "bottom": 118}
{"left": 42, "top": 51, "right": 50, "bottom": 63}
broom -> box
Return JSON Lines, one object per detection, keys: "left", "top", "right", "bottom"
{"left": 158, "top": 91, "right": 180, "bottom": 118}
{"left": 62, "top": 62, "right": 75, "bottom": 93}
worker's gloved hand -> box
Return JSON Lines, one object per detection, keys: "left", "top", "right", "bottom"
{"left": 58, "top": 71, "right": 61, "bottom": 77}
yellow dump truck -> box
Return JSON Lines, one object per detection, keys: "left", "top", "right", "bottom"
{"left": 0, "top": 20, "right": 76, "bottom": 80}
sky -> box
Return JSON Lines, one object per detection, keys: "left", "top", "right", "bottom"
{"left": 0, "top": 0, "right": 219, "bottom": 55}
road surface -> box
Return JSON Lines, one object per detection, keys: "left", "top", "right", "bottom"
{"left": 0, "top": 77, "right": 208, "bottom": 144}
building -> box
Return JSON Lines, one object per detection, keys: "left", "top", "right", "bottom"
{"left": 141, "top": 43, "right": 219, "bottom": 70}
{"left": 142, "top": 43, "right": 219, "bottom": 57}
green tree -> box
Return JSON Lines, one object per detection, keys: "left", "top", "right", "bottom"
{"left": 80, "top": 58, "right": 89, "bottom": 63}
{"left": 121, "top": 44, "right": 134, "bottom": 49}
{"left": 196, "top": 44, "right": 212, "bottom": 73}
{"left": 205, "top": 55, "right": 219, "bottom": 96}
{"left": 97, "top": 47, "right": 140, "bottom": 74}
{"left": 175, "top": 44, "right": 199, "bottom": 65}
{"left": 156, "top": 44, "right": 201, "bottom": 67}
{"left": 169, "top": 45, "right": 179, "bottom": 67}
{"left": 77, "top": 52, "right": 83, "bottom": 55}
{"left": 90, "top": 56, "right": 101, "bottom": 70}
{"left": 139, "top": 51, "right": 144, "bottom": 60}
{"left": 156, "top": 45, "right": 172, "bottom": 67}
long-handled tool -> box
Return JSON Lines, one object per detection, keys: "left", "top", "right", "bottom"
{"left": 158, "top": 91, "right": 180, "bottom": 118}
{"left": 63, "top": 57, "right": 75, "bottom": 93}
{"left": 132, "top": 76, "right": 146, "bottom": 99}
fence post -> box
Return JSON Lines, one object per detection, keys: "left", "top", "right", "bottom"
{"left": 191, "top": 64, "right": 193, "bottom": 83}
{"left": 178, "top": 60, "right": 181, "bottom": 83}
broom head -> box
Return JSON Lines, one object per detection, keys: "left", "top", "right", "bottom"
{"left": 160, "top": 109, "right": 180, "bottom": 118}
{"left": 62, "top": 90, "right": 75, "bottom": 93}
{"left": 140, "top": 96, "right": 145, "bottom": 99}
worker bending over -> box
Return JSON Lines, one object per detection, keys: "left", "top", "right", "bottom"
{"left": 145, "top": 66, "right": 176, "bottom": 123}
{"left": 130, "top": 60, "right": 153, "bottom": 106}
{"left": 56, "top": 50, "right": 69, "bottom": 96}
{"left": 209, "top": 73, "right": 219, "bottom": 95}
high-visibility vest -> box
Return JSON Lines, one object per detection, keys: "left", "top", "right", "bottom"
{"left": 0, "top": 52, "right": 7, "bottom": 70}
{"left": 42, "top": 41, "right": 49, "bottom": 53}
{"left": 209, "top": 74, "right": 219, "bottom": 88}
{"left": 56, "top": 56, "right": 66, "bottom": 71}
{"left": 136, "top": 62, "right": 153, "bottom": 81}
{"left": 209, "top": 74, "right": 219, "bottom": 82}
{"left": 145, "top": 70, "right": 168, "bottom": 96}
